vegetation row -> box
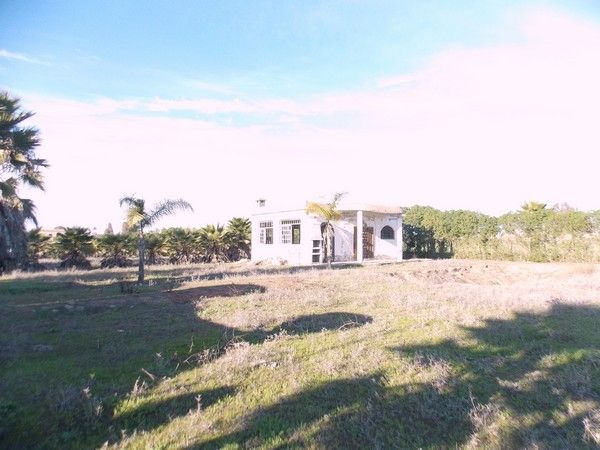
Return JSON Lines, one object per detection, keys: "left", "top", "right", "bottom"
{"left": 27, "top": 218, "right": 251, "bottom": 271}
{"left": 404, "top": 202, "right": 600, "bottom": 262}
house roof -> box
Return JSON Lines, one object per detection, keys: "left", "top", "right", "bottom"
{"left": 252, "top": 199, "right": 403, "bottom": 216}
{"left": 336, "top": 201, "right": 403, "bottom": 215}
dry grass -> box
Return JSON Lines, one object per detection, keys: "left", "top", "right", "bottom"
{"left": 1, "top": 259, "right": 599, "bottom": 449}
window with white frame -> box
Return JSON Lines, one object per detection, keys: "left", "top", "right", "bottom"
{"left": 280, "top": 219, "right": 301, "bottom": 244}
{"left": 259, "top": 221, "right": 273, "bottom": 244}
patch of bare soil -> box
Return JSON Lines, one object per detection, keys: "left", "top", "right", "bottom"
{"left": 389, "top": 259, "right": 599, "bottom": 286}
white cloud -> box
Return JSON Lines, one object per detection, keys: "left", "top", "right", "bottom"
{"left": 0, "top": 49, "right": 48, "bottom": 65}
{"left": 21, "top": 8, "right": 600, "bottom": 229}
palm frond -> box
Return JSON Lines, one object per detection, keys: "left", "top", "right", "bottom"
{"left": 20, "top": 169, "right": 45, "bottom": 190}
{"left": 305, "top": 201, "right": 341, "bottom": 221}
{"left": 17, "top": 198, "right": 38, "bottom": 226}
{"left": 147, "top": 199, "right": 193, "bottom": 226}
{"left": 0, "top": 178, "right": 17, "bottom": 198}
{"left": 330, "top": 192, "right": 347, "bottom": 208}
{"left": 119, "top": 196, "right": 143, "bottom": 208}
{"left": 126, "top": 209, "right": 145, "bottom": 229}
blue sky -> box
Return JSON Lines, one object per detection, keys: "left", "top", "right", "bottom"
{"left": 1, "top": 1, "right": 600, "bottom": 229}
{"left": 4, "top": 0, "right": 596, "bottom": 99}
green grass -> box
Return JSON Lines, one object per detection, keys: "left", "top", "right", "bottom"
{"left": 1, "top": 260, "right": 599, "bottom": 449}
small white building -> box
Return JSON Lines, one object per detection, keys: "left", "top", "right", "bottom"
{"left": 251, "top": 200, "right": 403, "bottom": 266}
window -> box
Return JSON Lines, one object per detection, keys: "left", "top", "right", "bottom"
{"left": 259, "top": 221, "right": 273, "bottom": 244}
{"left": 281, "top": 219, "right": 301, "bottom": 244}
{"left": 381, "top": 225, "right": 395, "bottom": 240}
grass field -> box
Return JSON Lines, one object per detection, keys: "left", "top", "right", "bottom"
{"left": 1, "top": 259, "right": 599, "bottom": 449}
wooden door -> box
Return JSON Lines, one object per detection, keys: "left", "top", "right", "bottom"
{"left": 353, "top": 226, "right": 374, "bottom": 259}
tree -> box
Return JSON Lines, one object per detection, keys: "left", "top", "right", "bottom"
{"left": 119, "top": 197, "right": 193, "bottom": 282}
{"left": 0, "top": 92, "right": 47, "bottom": 273}
{"left": 226, "top": 217, "right": 251, "bottom": 261}
{"left": 53, "top": 227, "right": 94, "bottom": 270}
{"left": 305, "top": 193, "right": 345, "bottom": 269}
{"left": 163, "top": 227, "right": 199, "bottom": 264}
{"left": 96, "top": 233, "right": 133, "bottom": 268}
{"left": 26, "top": 228, "right": 50, "bottom": 269}
{"left": 197, "top": 224, "right": 229, "bottom": 263}
{"left": 144, "top": 231, "right": 166, "bottom": 265}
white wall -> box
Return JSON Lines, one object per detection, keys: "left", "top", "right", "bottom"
{"left": 370, "top": 215, "right": 403, "bottom": 259}
{"left": 251, "top": 209, "right": 403, "bottom": 265}
{"left": 334, "top": 213, "right": 403, "bottom": 261}
{"left": 332, "top": 219, "right": 355, "bottom": 262}
{"left": 251, "top": 209, "right": 321, "bottom": 266}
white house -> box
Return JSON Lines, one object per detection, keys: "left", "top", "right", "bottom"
{"left": 251, "top": 200, "right": 403, "bottom": 266}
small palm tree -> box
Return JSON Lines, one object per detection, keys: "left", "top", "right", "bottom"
{"left": 54, "top": 227, "right": 94, "bottom": 270}
{"left": 163, "top": 227, "right": 199, "bottom": 264}
{"left": 305, "top": 193, "right": 345, "bottom": 269}
{"left": 197, "top": 224, "right": 229, "bottom": 263}
{"left": 96, "top": 233, "right": 133, "bottom": 268}
{"left": 226, "top": 217, "right": 251, "bottom": 260}
{"left": 26, "top": 228, "right": 50, "bottom": 269}
{"left": 144, "top": 231, "right": 166, "bottom": 265}
{"left": 120, "top": 197, "right": 193, "bottom": 282}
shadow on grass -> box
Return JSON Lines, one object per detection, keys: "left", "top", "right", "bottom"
{"left": 390, "top": 302, "right": 600, "bottom": 448}
{"left": 277, "top": 312, "right": 372, "bottom": 334}
{"left": 0, "top": 261, "right": 363, "bottom": 307}
{"left": 115, "top": 386, "right": 237, "bottom": 433}
{"left": 7, "top": 268, "right": 599, "bottom": 449}
{"left": 195, "top": 374, "right": 471, "bottom": 449}
{"left": 180, "top": 302, "right": 600, "bottom": 449}
{"left": 0, "top": 275, "right": 373, "bottom": 448}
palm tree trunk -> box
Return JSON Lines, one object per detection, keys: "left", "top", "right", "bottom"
{"left": 0, "top": 201, "right": 28, "bottom": 273}
{"left": 138, "top": 229, "right": 145, "bottom": 283}
{"left": 326, "top": 224, "right": 333, "bottom": 269}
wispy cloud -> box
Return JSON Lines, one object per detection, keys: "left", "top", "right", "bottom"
{"left": 0, "top": 49, "right": 49, "bottom": 65}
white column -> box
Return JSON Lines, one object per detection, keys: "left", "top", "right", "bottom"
{"left": 396, "top": 216, "right": 403, "bottom": 261}
{"left": 357, "top": 210, "right": 364, "bottom": 263}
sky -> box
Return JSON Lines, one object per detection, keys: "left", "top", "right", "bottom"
{"left": 1, "top": 0, "right": 600, "bottom": 231}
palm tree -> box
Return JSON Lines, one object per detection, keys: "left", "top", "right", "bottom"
{"left": 26, "top": 228, "right": 51, "bottom": 269}
{"left": 521, "top": 201, "right": 547, "bottom": 213}
{"left": 144, "top": 231, "right": 166, "bottom": 265}
{"left": 226, "top": 217, "right": 251, "bottom": 261}
{"left": 120, "top": 197, "right": 193, "bottom": 282}
{"left": 0, "top": 92, "right": 47, "bottom": 273}
{"left": 96, "top": 233, "right": 133, "bottom": 268}
{"left": 163, "top": 227, "right": 199, "bottom": 264}
{"left": 197, "top": 224, "right": 229, "bottom": 262}
{"left": 305, "top": 193, "right": 345, "bottom": 269}
{"left": 53, "top": 227, "right": 94, "bottom": 270}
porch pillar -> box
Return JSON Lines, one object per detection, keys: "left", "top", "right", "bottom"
{"left": 357, "top": 210, "right": 364, "bottom": 263}
{"left": 396, "top": 216, "right": 403, "bottom": 261}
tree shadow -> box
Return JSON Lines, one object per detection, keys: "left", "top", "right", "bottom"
{"left": 195, "top": 374, "right": 472, "bottom": 449}
{"left": 178, "top": 302, "right": 600, "bottom": 449}
{"left": 0, "top": 276, "right": 373, "bottom": 448}
{"left": 276, "top": 312, "right": 372, "bottom": 334}
{"left": 393, "top": 302, "right": 600, "bottom": 448}
{"left": 115, "top": 386, "right": 237, "bottom": 434}
{"left": 166, "top": 283, "right": 266, "bottom": 303}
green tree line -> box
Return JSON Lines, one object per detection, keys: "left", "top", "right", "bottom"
{"left": 26, "top": 218, "right": 251, "bottom": 271}
{"left": 403, "top": 203, "right": 600, "bottom": 262}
